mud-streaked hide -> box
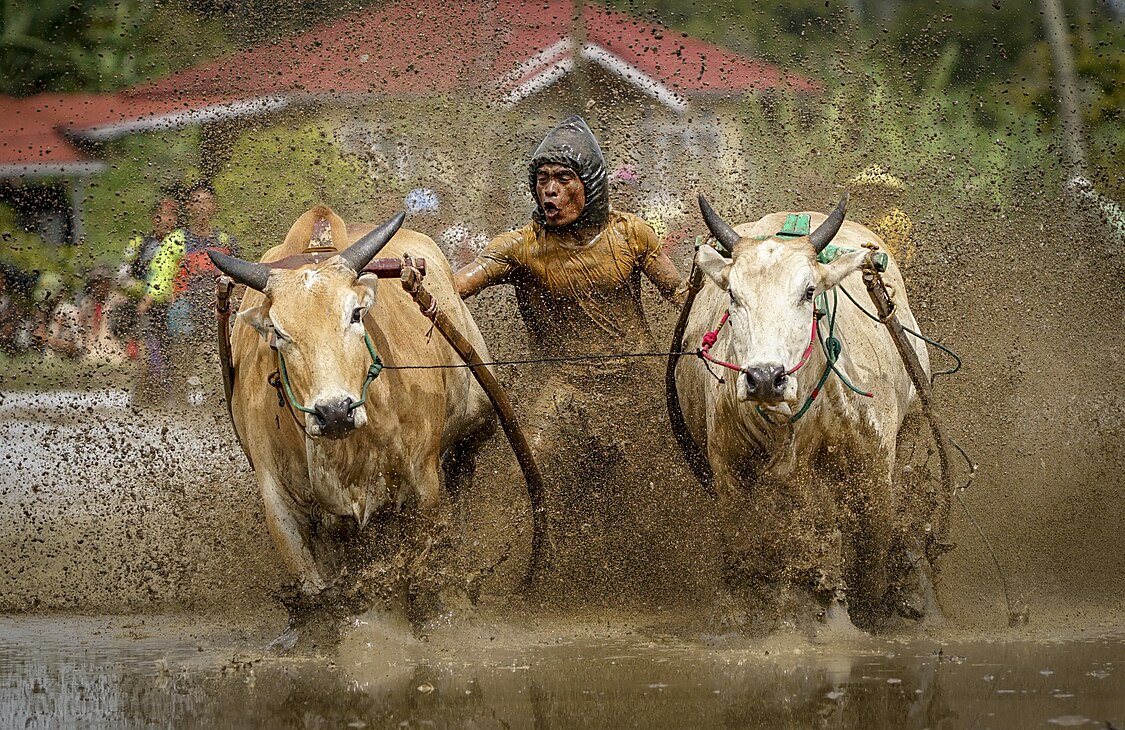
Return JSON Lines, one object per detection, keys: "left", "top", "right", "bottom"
{"left": 676, "top": 206, "right": 931, "bottom": 617}
{"left": 228, "top": 205, "right": 494, "bottom": 595}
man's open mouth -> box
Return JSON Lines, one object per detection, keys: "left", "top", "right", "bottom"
{"left": 543, "top": 202, "right": 559, "bottom": 214}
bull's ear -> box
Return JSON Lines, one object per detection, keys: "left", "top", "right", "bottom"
{"left": 815, "top": 248, "right": 868, "bottom": 293}
{"left": 696, "top": 244, "right": 731, "bottom": 290}
{"left": 355, "top": 273, "right": 379, "bottom": 307}
{"left": 238, "top": 305, "right": 274, "bottom": 341}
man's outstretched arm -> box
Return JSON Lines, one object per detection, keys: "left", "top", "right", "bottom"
{"left": 454, "top": 263, "right": 493, "bottom": 299}
{"left": 453, "top": 230, "right": 520, "bottom": 299}
{"left": 644, "top": 251, "right": 686, "bottom": 308}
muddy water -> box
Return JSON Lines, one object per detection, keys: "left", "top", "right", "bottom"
{"left": 0, "top": 613, "right": 1121, "bottom": 728}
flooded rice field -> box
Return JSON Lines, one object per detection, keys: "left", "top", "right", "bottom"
{"left": 2, "top": 306, "right": 1124, "bottom": 728}
{"left": 2, "top": 189, "right": 1124, "bottom": 728}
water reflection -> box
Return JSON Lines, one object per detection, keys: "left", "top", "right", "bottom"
{"left": 0, "top": 615, "right": 1120, "bottom": 729}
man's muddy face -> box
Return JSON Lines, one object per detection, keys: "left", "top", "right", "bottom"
{"left": 535, "top": 163, "right": 585, "bottom": 227}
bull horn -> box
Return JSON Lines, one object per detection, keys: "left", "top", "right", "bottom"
{"left": 208, "top": 250, "right": 271, "bottom": 292}
{"left": 808, "top": 192, "right": 849, "bottom": 254}
{"left": 336, "top": 211, "right": 406, "bottom": 273}
{"left": 698, "top": 195, "right": 741, "bottom": 256}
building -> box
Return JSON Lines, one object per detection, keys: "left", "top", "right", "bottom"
{"left": 0, "top": 0, "right": 816, "bottom": 251}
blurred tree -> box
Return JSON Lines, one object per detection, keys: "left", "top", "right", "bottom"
{"left": 213, "top": 117, "right": 380, "bottom": 257}
{"left": 1039, "top": 0, "right": 1088, "bottom": 180}
{"left": 0, "top": 0, "right": 231, "bottom": 96}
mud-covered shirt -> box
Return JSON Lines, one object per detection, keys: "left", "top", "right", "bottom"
{"left": 473, "top": 210, "right": 664, "bottom": 356}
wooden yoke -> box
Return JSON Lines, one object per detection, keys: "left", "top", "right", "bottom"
{"left": 398, "top": 257, "right": 550, "bottom": 592}
{"left": 861, "top": 255, "right": 956, "bottom": 559}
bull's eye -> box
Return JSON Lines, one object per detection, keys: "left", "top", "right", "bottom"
{"left": 803, "top": 285, "right": 816, "bottom": 303}
{"left": 351, "top": 307, "right": 364, "bottom": 324}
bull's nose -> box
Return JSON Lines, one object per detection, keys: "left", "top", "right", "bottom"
{"left": 742, "top": 365, "right": 788, "bottom": 403}
{"left": 313, "top": 397, "right": 356, "bottom": 439}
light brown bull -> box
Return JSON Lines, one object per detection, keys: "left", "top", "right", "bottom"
{"left": 211, "top": 206, "right": 494, "bottom": 598}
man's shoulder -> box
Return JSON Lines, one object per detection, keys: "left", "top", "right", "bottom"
{"left": 606, "top": 210, "right": 660, "bottom": 249}
{"left": 609, "top": 209, "right": 647, "bottom": 226}
{"left": 609, "top": 209, "right": 657, "bottom": 234}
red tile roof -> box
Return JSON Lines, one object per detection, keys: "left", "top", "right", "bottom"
{"left": 126, "top": 0, "right": 816, "bottom": 103}
{"left": 0, "top": 95, "right": 102, "bottom": 175}
{"left": 1, "top": 0, "right": 817, "bottom": 170}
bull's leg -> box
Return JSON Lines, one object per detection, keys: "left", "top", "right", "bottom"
{"left": 889, "top": 411, "right": 945, "bottom": 625}
{"left": 260, "top": 475, "right": 327, "bottom": 596}
{"left": 403, "top": 460, "right": 452, "bottom": 630}
{"left": 441, "top": 424, "right": 492, "bottom": 530}
{"left": 842, "top": 467, "right": 894, "bottom": 628}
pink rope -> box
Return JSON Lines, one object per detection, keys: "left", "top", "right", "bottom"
{"left": 699, "top": 310, "right": 818, "bottom": 376}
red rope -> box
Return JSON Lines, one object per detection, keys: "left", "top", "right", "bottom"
{"left": 699, "top": 310, "right": 818, "bottom": 376}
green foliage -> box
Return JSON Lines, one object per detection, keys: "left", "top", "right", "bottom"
{"left": 80, "top": 129, "right": 202, "bottom": 269}
{"left": 0, "top": 203, "right": 58, "bottom": 275}
{"left": 738, "top": 41, "right": 1053, "bottom": 221}
{"left": 607, "top": 0, "right": 1123, "bottom": 196}
{"left": 0, "top": 0, "right": 232, "bottom": 95}
{"left": 213, "top": 118, "right": 380, "bottom": 258}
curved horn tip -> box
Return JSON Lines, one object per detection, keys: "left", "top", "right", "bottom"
{"left": 696, "top": 194, "right": 741, "bottom": 255}
{"left": 207, "top": 249, "right": 272, "bottom": 292}
{"left": 337, "top": 210, "right": 407, "bottom": 273}
{"left": 808, "top": 192, "right": 850, "bottom": 254}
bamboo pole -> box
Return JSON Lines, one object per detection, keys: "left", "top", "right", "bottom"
{"left": 860, "top": 257, "right": 955, "bottom": 558}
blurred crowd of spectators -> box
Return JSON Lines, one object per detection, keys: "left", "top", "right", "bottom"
{"left": 0, "top": 181, "right": 236, "bottom": 408}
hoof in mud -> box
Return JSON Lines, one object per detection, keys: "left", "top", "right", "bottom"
{"left": 266, "top": 628, "right": 299, "bottom": 654}
{"left": 889, "top": 548, "right": 945, "bottom": 628}
{"left": 814, "top": 600, "right": 865, "bottom": 641}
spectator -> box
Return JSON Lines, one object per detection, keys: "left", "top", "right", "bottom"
{"left": 139, "top": 181, "right": 238, "bottom": 407}
{"left": 31, "top": 270, "right": 83, "bottom": 359}
{"left": 118, "top": 196, "right": 179, "bottom": 404}
{"left": 78, "top": 266, "right": 126, "bottom": 363}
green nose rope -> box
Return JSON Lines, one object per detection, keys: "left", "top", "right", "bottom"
{"left": 276, "top": 332, "right": 384, "bottom": 416}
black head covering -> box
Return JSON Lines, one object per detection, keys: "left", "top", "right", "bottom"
{"left": 528, "top": 115, "right": 609, "bottom": 229}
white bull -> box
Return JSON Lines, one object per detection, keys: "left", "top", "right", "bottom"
{"left": 675, "top": 194, "right": 935, "bottom": 631}
{"left": 210, "top": 206, "right": 494, "bottom": 601}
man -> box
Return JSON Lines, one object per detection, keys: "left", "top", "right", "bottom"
{"left": 139, "top": 182, "right": 237, "bottom": 406}
{"left": 119, "top": 197, "right": 178, "bottom": 300}
{"left": 117, "top": 197, "right": 178, "bottom": 401}
{"left": 454, "top": 115, "right": 687, "bottom": 597}
{"left": 455, "top": 115, "right": 683, "bottom": 351}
